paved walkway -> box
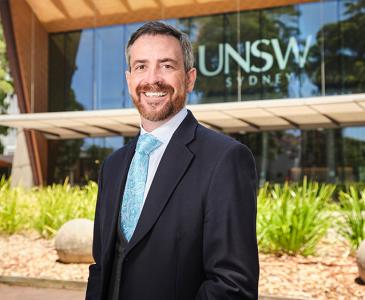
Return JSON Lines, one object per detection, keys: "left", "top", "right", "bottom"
{"left": 0, "top": 283, "right": 85, "bottom": 300}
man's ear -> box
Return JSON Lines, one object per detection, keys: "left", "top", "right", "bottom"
{"left": 125, "top": 70, "right": 131, "bottom": 94}
{"left": 186, "top": 68, "right": 197, "bottom": 93}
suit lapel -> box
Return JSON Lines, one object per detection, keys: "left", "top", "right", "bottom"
{"left": 102, "top": 136, "right": 138, "bottom": 261}
{"left": 126, "top": 111, "right": 198, "bottom": 254}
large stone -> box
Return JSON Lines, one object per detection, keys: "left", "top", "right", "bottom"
{"left": 356, "top": 240, "right": 365, "bottom": 282}
{"left": 55, "top": 218, "right": 94, "bottom": 264}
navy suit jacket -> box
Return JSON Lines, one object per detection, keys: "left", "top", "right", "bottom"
{"left": 86, "top": 110, "right": 259, "bottom": 300}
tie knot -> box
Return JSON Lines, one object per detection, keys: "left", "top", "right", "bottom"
{"left": 136, "top": 133, "right": 162, "bottom": 155}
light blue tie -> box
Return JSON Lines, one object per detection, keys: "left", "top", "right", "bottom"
{"left": 121, "top": 133, "right": 162, "bottom": 241}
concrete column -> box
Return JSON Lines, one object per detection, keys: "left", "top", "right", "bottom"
{"left": 11, "top": 129, "right": 34, "bottom": 187}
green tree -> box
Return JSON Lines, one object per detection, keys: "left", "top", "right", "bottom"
{"left": 0, "top": 19, "right": 14, "bottom": 153}
{"left": 0, "top": 22, "right": 13, "bottom": 107}
{"left": 308, "top": 0, "right": 365, "bottom": 94}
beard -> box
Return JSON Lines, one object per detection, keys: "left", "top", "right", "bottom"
{"left": 132, "top": 81, "right": 187, "bottom": 122}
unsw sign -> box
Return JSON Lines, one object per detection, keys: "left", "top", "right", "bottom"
{"left": 197, "top": 36, "right": 312, "bottom": 87}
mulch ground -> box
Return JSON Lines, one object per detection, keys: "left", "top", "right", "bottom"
{"left": 0, "top": 232, "right": 364, "bottom": 299}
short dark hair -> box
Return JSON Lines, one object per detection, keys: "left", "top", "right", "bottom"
{"left": 125, "top": 21, "right": 194, "bottom": 72}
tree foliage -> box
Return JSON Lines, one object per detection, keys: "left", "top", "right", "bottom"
{"left": 0, "top": 20, "right": 13, "bottom": 111}
{"left": 0, "top": 20, "right": 13, "bottom": 153}
{"left": 308, "top": 0, "right": 365, "bottom": 94}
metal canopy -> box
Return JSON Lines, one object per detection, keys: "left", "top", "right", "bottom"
{"left": 0, "top": 94, "right": 365, "bottom": 140}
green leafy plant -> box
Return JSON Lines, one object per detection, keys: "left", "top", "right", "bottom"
{"left": 337, "top": 186, "right": 365, "bottom": 252}
{"left": 79, "top": 180, "right": 98, "bottom": 220}
{"left": 33, "top": 180, "right": 97, "bottom": 237}
{"left": 256, "top": 182, "right": 270, "bottom": 248}
{"left": 0, "top": 177, "right": 26, "bottom": 234}
{"left": 0, "top": 178, "right": 98, "bottom": 237}
{"left": 257, "top": 178, "right": 335, "bottom": 256}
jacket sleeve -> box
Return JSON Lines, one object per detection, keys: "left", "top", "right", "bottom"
{"left": 195, "top": 143, "right": 259, "bottom": 300}
{"left": 85, "top": 161, "right": 105, "bottom": 300}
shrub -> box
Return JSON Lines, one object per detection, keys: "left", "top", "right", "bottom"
{"left": 0, "top": 177, "right": 97, "bottom": 238}
{"left": 337, "top": 186, "right": 365, "bottom": 252}
{"left": 0, "top": 177, "right": 27, "bottom": 234}
{"left": 256, "top": 182, "right": 270, "bottom": 249}
{"left": 33, "top": 180, "right": 97, "bottom": 238}
{"left": 81, "top": 181, "right": 98, "bottom": 220}
{"left": 257, "top": 178, "right": 335, "bottom": 256}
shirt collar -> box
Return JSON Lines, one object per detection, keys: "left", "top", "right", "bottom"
{"left": 140, "top": 108, "right": 188, "bottom": 144}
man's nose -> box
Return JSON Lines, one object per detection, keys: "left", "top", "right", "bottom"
{"left": 145, "top": 67, "right": 162, "bottom": 84}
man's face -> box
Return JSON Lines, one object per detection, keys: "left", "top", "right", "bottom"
{"left": 126, "top": 34, "right": 196, "bottom": 122}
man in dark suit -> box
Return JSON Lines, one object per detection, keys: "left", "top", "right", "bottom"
{"left": 86, "top": 21, "right": 259, "bottom": 300}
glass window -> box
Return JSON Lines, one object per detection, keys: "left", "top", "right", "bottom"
{"left": 320, "top": 0, "right": 342, "bottom": 96}
{"left": 338, "top": 0, "right": 365, "bottom": 95}
{"left": 48, "top": 136, "right": 124, "bottom": 185}
{"left": 235, "top": 125, "right": 365, "bottom": 185}
{"left": 49, "top": 0, "right": 365, "bottom": 109}
{"left": 46, "top": 0, "right": 365, "bottom": 185}
{"left": 184, "top": 13, "right": 240, "bottom": 103}
{"left": 342, "top": 126, "right": 365, "bottom": 182}
{"left": 187, "top": 4, "right": 322, "bottom": 102}
{"left": 70, "top": 30, "right": 94, "bottom": 110}
{"left": 49, "top": 31, "right": 92, "bottom": 111}
{"left": 94, "top": 26, "right": 129, "bottom": 109}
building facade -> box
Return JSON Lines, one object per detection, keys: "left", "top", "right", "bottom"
{"left": 1, "top": 0, "right": 365, "bottom": 186}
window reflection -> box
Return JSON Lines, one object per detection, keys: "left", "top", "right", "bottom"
{"left": 49, "top": 32, "right": 86, "bottom": 112}
{"left": 233, "top": 126, "right": 365, "bottom": 184}
{"left": 47, "top": 0, "right": 365, "bottom": 184}
{"left": 49, "top": 0, "right": 365, "bottom": 108}
{"left": 338, "top": 0, "right": 365, "bottom": 95}
{"left": 342, "top": 127, "right": 365, "bottom": 182}
{"left": 94, "top": 26, "right": 127, "bottom": 109}
{"left": 48, "top": 137, "right": 123, "bottom": 185}
{"left": 71, "top": 30, "right": 93, "bottom": 110}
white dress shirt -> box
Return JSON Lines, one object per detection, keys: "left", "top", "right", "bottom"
{"left": 140, "top": 108, "right": 188, "bottom": 202}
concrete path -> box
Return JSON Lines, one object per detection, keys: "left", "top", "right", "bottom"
{"left": 0, "top": 283, "right": 85, "bottom": 300}
{"left": 0, "top": 283, "right": 308, "bottom": 300}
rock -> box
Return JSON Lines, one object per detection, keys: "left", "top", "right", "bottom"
{"left": 55, "top": 218, "right": 94, "bottom": 264}
{"left": 356, "top": 240, "right": 365, "bottom": 282}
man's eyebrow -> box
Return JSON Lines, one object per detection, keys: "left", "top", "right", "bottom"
{"left": 131, "top": 58, "right": 179, "bottom": 66}
{"left": 159, "top": 58, "right": 178, "bottom": 64}
{"left": 131, "top": 59, "right": 148, "bottom": 66}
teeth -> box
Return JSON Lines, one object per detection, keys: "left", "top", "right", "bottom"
{"left": 144, "top": 92, "right": 167, "bottom": 97}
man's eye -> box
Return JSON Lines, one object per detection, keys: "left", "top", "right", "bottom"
{"left": 162, "top": 64, "right": 173, "bottom": 69}
{"left": 135, "top": 65, "right": 145, "bottom": 71}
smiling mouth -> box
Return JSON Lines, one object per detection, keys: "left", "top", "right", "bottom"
{"left": 144, "top": 91, "right": 167, "bottom": 97}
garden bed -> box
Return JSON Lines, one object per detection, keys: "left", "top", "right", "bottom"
{"left": 0, "top": 232, "right": 364, "bottom": 299}
{"left": 1, "top": 179, "right": 365, "bottom": 298}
